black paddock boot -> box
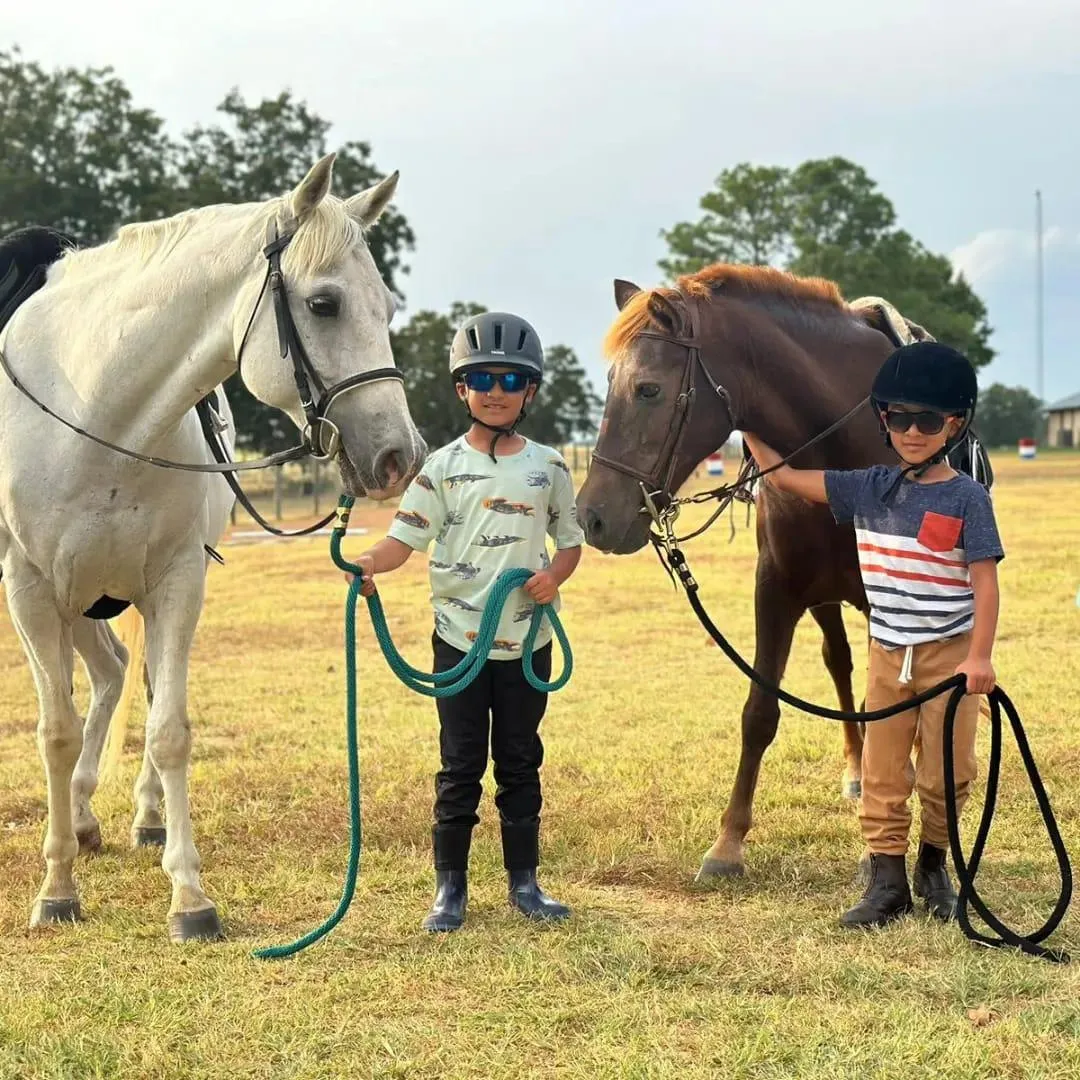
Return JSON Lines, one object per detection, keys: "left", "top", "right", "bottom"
{"left": 840, "top": 853, "right": 914, "bottom": 929}
{"left": 502, "top": 821, "right": 570, "bottom": 923}
{"left": 913, "top": 842, "right": 958, "bottom": 922}
{"left": 422, "top": 824, "right": 471, "bottom": 933}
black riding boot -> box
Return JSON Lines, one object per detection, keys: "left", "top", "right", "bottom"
{"left": 501, "top": 821, "right": 570, "bottom": 922}
{"left": 913, "top": 842, "right": 958, "bottom": 922}
{"left": 422, "top": 824, "right": 471, "bottom": 933}
{"left": 840, "top": 853, "right": 914, "bottom": 928}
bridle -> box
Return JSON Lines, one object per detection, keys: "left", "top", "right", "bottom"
{"left": 589, "top": 299, "right": 739, "bottom": 541}
{"left": 588, "top": 294, "right": 868, "bottom": 564}
{"left": 233, "top": 220, "right": 404, "bottom": 464}
{"left": 0, "top": 216, "right": 404, "bottom": 475}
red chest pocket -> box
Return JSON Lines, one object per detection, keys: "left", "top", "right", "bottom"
{"left": 917, "top": 511, "right": 963, "bottom": 553}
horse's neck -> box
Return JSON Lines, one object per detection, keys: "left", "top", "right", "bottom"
{"left": 729, "top": 306, "right": 885, "bottom": 467}
{"left": 52, "top": 208, "right": 262, "bottom": 447}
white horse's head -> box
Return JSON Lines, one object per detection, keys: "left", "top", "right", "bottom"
{"left": 235, "top": 154, "right": 425, "bottom": 498}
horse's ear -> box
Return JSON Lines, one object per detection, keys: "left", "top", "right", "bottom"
{"left": 614, "top": 279, "right": 641, "bottom": 311}
{"left": 646, "top": 291, "right": 681, "bottom": 333}
{"left": 290, "top": 153, "right": 336, "bottom": 224}
{"left": 346, "top": 171, "right": 400, "bottom": 228}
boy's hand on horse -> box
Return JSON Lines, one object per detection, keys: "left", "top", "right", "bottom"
{"left": 524, "top": 570, "right": 559, "bottom": 605}
{"left": 955, "top": 654, "right": 996, "bottom": 695}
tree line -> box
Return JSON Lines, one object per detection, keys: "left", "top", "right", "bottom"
{"left": 2, "top": 46, "right": 1042, "bottom": 452}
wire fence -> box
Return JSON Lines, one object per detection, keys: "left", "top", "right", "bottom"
{"left": 227, "top": 440, "right": 746, "bottom": 527}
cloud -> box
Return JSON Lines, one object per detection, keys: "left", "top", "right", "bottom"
{"left": 950, "top": 226, "right": 1073, "bottom": 285}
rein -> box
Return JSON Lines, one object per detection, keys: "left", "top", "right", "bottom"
{"left": 0, "top": 219, "right": 405, "bottom": 538}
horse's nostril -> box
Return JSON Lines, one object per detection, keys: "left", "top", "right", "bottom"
{"left": 374, "top": 447, "right": 407, "bottom": 489}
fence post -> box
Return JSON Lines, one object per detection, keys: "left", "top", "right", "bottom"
{"left": 274, "top": 467, "right": 283, "bottom": 521}
{"left": 313, "top": 460, "right": 321, "bottom": 517}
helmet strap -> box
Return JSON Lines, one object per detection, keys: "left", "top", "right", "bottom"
{"left": 457, "top": 379, "right": 536, "bottom": 463}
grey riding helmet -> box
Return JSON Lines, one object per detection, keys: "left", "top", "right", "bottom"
{"left": 448, "top": 312, "right": 545, "bottom": 382}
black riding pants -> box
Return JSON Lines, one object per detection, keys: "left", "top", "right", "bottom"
{"left": 431, "top": 632, "right": 552, "bottom": 826}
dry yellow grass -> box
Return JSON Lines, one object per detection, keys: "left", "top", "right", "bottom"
{"left": 1, "top": 454, "right": 1079, "bottom": 1078}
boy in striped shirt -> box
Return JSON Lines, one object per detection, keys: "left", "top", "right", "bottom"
{"left": 742, "top": 342, "right": 1003, "bottom": 930}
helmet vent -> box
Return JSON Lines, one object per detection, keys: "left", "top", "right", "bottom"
{"left": 517, "top": 329, "right": 529, "bottom": 352}
{"left": 493, "top": 322, "right": 504, "bottom": 351}
{"left": 466, "top": 326, "right": 480, "bottom": 351}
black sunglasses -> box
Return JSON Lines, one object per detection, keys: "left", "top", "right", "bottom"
{"left": 462, "top": 370, "right": 531, "bottom": 393}
{"left": 884, "top": 409, "right": 949, "bottom": 436}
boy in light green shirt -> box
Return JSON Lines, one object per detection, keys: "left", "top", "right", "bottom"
{"left": 352, "top": 312, "right": 583, "bottom": 933}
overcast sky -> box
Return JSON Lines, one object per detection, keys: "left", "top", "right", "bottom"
{"left": 11, "top": 1, "right": 1080, "bottom": 404}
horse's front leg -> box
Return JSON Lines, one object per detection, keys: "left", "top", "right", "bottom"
{"left": 5, "top": 562, "right": 84, "bottom": 926}
{"left": 698, "top": 560, "right": 805, "bottom": 881}
{"left": 141, "top": 553, "right": 223, "bottom": 943}
{"left": 70, "top": 618, "right": 129, "bottom": 853}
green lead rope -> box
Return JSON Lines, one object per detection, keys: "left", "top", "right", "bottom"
{"left": 253, "top": 495, "right": 573, "bottom": 959}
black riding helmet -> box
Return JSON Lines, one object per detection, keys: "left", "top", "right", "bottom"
{"left": 449, "top": 312, "right": 545, "bottom": 460}
{"left": 870, "top": 341, "right": 978, "bottom": 477}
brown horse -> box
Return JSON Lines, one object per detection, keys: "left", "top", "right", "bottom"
{"left": 577, "top": 264, "right": 950, "bottom": 881}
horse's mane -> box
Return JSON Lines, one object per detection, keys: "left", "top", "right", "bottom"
{"left": 57, "top": 195, "right": 366, "bottom": 282}
{"left": 603, "top": 264, "right": 847, "bottom": 360}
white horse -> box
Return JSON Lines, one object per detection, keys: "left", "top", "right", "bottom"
{"left": 0, "top": 154, "right": 426, "bottom": 941}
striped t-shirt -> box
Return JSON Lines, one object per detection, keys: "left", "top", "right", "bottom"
{"left": 824, "top": 466, "right": 1004, "bottom": 648}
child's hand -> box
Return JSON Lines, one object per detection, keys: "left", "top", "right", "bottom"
{"left": 524, "top": 570, "right": 559, "bottom": 605}
{"left": 955, "top": 655, "right": 995, "bottom": 695}
{"left": 344, "top": 555, "right": 377, "bottom": 597}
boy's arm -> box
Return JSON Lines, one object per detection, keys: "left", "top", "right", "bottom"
{"left": 347, "top": 537, "right": 414, "bottom": 596}
{"left": 955, "top": 558, "right": 999, "bottom": 694}
{"left": 741, "top": 433, "right": 828, "bottom": 504}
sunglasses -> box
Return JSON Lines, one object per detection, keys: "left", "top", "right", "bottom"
{"left": 461, "top": 370, "right": 532, "bottom": 393}
{"left": 884, "top": 409, "right": 950, "bottom": 436}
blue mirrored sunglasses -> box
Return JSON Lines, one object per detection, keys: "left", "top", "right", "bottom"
{"left": 462, "top": 370, "right": 531, "bottom": 393}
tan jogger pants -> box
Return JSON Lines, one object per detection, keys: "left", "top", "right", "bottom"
{"left": 860, "top": 633, "right": 980, "bottom": 855}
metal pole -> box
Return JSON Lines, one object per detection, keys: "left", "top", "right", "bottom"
{"left": 1036, "top": 189, "right": 1044, "bottom": 406}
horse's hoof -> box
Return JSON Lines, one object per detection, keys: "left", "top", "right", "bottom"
{"left": 30, "top": 897, "right": 82, "bottom": 928}
{"left": 77, "top": 823, "right": 102, "bottom": 854}
{"left": 842, "top": 779, "right": 862, "bottom": 800}
{"left": 169, "top": 907, "right": 224, "bottom": 944}
{"left": 132, "top": 826, "right": 167, "bottom": 848}
{"left": 696, "top": 857, "right": 746, "bottom": 882}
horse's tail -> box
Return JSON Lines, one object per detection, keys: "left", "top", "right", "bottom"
{"left": 101, "top": 607, "right": 146, "bottom": 782}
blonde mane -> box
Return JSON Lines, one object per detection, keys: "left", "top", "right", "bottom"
{"left": 603, "top": 263, "right": 847, "bottom": 360}
{"left": 57, "top": 193, "right": 366, "bottom": 282}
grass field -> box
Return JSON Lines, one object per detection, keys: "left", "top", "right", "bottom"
{"left": 1, "top": 455, "right": 1079, "bottom": 1078}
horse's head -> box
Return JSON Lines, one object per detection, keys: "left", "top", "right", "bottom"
{"left": 577, "top": 280, "right": 735, "bottom": 554}
{"left": 235, "top": 154, "right": 425, "bottom": 499}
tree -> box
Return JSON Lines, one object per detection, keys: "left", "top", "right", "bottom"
{"left": 390, "top": 303, "right": 601, "bottom": 451}
{"left": 0, "top": 47, "right": 176, "bottom": 242}
{"left": 1, "top": 48, "right": 416, "bottom": 454}
{"left": 659, "top": 156, "right": 994, "bottom": 367}
{"left": 972, "top": 384, "right": 1043, "bottom": 448}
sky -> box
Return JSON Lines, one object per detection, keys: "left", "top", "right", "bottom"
{"left": 10, "top": 1, "right": 1080, "bottom": 406}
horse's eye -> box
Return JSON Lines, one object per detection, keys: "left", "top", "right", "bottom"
{"left": 306, "top": 295, "right": 340, "bottom": 317}
{"left": 637, "top": 383, "right": 661, "bottom": 400}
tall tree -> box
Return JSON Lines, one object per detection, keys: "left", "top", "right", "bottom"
{"left": 390, "top": 303, "right": 601, "bottom": 450}
{"left": 659, "top": 156, "right": 994, "bottom": 367}
{"left": 0, "top": 47, "right": 176, "bottom": 242}
{"left": 972, "top": 384, "right": 1044, "bottom": 447}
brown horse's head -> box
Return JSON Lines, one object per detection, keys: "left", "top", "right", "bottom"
{"left": 577, "top": 278, "right": 737, "bottom": 553}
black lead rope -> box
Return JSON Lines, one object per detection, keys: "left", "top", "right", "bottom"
{"left": 662, "top": 544, "right": 1072, "bottom": 964}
